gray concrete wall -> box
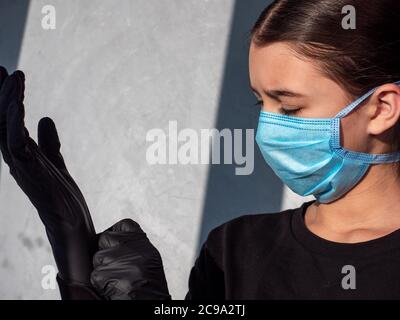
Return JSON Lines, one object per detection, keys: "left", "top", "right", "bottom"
{"left": 0, "top": 0, "right": 311, "bottom": 299}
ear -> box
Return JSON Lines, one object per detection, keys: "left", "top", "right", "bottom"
{"left": 366, "top": 83, "right": 400, "bottom": 136}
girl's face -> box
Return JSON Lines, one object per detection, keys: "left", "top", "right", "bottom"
{"left": 249, "top": 41, "right": 355, "bottom": 117}
{"left": 248, "top": 41, "right": 372, "bottom": 153}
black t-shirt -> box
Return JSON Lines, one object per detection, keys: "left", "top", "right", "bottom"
{"left": 185, "top": 199, "right": 400, "bottom": 299}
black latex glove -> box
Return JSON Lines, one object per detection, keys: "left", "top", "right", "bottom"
{"left": 91, "top": 219, "right": 171, "bottom": 300}
{"left": 0, "top": 67, "right": 98, "bottom": 291}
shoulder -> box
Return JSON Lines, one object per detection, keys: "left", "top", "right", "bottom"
{"left": 207, "top": 205, "right": 297, "bottom": 243}
{"left": 203, "top": 202, "right": 307, "bottom": 264}
{"left": 185, "top": 202, "right": 309, "bottom": 299}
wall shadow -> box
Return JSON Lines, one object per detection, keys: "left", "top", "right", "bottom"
{"left": 197, "top": 0, "right": 284, "bottom": 252}
{"left": 0, "top": 0, "right": 30, "bottom": 70}
{"left": 0, "top": 0, "right": 30, "bottom": 187}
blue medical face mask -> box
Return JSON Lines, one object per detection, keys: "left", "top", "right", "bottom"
{"left": 255, "top": 80, "right": 400, "bottom": 203}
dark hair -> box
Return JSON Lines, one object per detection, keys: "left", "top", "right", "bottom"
{"left": 250, "top": 0, "right": 400, "bottom": 158}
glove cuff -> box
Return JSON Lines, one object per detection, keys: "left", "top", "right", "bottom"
{"left": 56, "top": 273, "right": 103, "bottom": 300}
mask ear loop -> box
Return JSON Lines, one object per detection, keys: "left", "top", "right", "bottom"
{"left": 330, "top": 80, "right": 400, "bottom": 163}
{"left": 335, "top": 80, "right": 400, "bottom": 119}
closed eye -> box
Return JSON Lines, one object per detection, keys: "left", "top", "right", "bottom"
{"left": 280, "top": 107, "right": 301, "bottom": 116}
{"left": 254, "top": 100, "right": 301, "bottom": 116}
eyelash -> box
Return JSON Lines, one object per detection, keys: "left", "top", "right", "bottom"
{"left": 253, "top": 101, "right": 301, "bottom": 116}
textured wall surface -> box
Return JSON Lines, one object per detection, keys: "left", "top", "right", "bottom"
{"left": 0, "top": 0, "right": 312, "bottom": 299}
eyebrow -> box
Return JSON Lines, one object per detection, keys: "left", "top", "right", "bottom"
{"left": 250, "top": 86, "right": 305, "bottom": 100}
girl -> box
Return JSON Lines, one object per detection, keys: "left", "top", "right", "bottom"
{"left": 1, "top": 0, "right": 400, "bottom": 299}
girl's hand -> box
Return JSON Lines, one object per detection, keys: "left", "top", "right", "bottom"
{"left": 0, "top": 67, "right": 97, "bottom": 288}
{"left": 91, "top": 219, "right": 171, "bottom": 300}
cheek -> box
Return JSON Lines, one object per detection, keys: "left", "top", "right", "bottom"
{"left": 340, "top": 110, "right": 369, "bottom": 152}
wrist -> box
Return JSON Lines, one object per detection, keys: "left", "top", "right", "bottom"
{"left": 56, "top": 273, "right": 103, "bottom": 300}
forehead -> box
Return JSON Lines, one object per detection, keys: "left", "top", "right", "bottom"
{"left": 249, "top": 41, "right": 324, "bottom": 91}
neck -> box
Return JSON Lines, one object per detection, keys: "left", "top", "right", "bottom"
{"left": 305, "top": 163, "right": 400, "bottom": 241}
